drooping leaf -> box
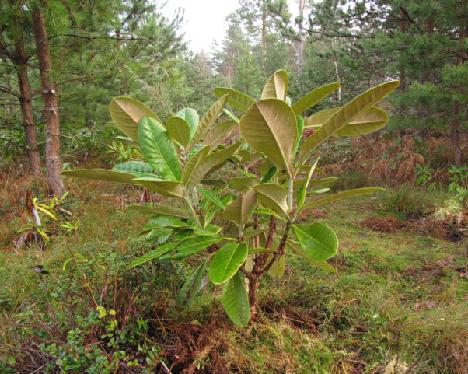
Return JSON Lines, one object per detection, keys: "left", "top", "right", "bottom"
{"left": 299, "top": 81, "right": 399, "bottom": 163}
{"left": 126, "top": 204, "right": 189, "bottom": 219}
{"left": 221, "top": 272, "right": 250, "bottom": 327}
{"left": 159, "top": 236, "right": 221, "bottom": 260}
{"left": 143, "top": 216, "right": 190, "bottom": 229}
{"left": 214, "top": 87, "right": 256, "bottom": 111}
{"left": 132, "top": 177, "right": 184, "bottom": 198}
{"left": 190, "top": 95, "right": 228, "bottom": 147}
{"left": 239, "top": 99, "right": 297, "bottom": 176}
{"left": 62, "top": 169, "right": 136, "bottom": 184}
{"left": 296, "top": 158, "right": 320, "bottom": 211}
{"left": 229, "top": 177, "right": 259, "bottom": 192}
{"left": 129, "top": 241, "right": 178, "bottom": 268}
{"left": 268, "top": 254, "right": 285, "bottom": 278}
{"left": 223, "top": 189, "right": 257, "bottom": 226}
{"left": 176, "top": 107, "right": 199, "bottom": 139}
{"left": 287, "top": 240, "right": 335, "bottom": 272}
{"left": 166, "top": 116, "right": 191, "bottom": 147}
{"left": 303, "top": 187, "right": 384, "bottom": 209}
{"left": 109, "top": 96, "right": 159, "bottom": 142}
{"left": 113, "top": 161, "right": 153, "bottom": 175}
{"left": 176, "top": 260, "right": 207, "bottom": 306}
{"left": 292, "top": 82, "right": 341, "bottom": 114}
{"left": 185, "top": 143, "right": 241, "bottom": 187}
{"left": 208, "top": 243, "right": 248, "bottom": 285}
{"left": 138, "top": 117, "right": 181, "bottom": 181}
{"left": 292, "top": 223, "right": 338, "bottom": 261}
{"left": 254, "top": 184, "right": 289, "bottom": 216}
{"left": 261, "top": 69, "right": 288, "bottom": 100}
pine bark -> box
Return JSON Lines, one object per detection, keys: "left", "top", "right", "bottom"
{"left": 31, "top": 5, "right": 64, "bottom": 195}
{"left": 14, "top": 39, "right": 41, "bottom": 176}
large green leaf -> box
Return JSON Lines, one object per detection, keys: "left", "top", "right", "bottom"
{"left": 204, "top": 121, "right": 237, "bottom": 147}
{"left": 287, "top": 240, "right": 335, "bottom": 273}
{"left": 109, "top": 96, "right": 159, "bottom": 142}
{"left": 221, "top": 272, "right": 250, "bottom": 327}
{"left": 166, "top": 116, "right": 191, "bottom": 147}
{"left": 254, "top": 184, "right": 289, "bottom": 216}
{"left": 176, "top": 260, "right": 207, "bottom": 306}
{"left": 138, "top": 117, "right": 181, "bottom": 181}
{"left": 184, "top": 143, "right": 240, "bottom": 187}
{"left": 208, "top": 243, "right": 248, "bottom": 285}
{"left": 127, "top": 204, "right": 189, "bottom": 218}
{"left": 292, "top": 82, "right": 341, "bottom": 114}
{"left": 223, "top": 189, "right": 257, "bottom": 226}
{"left": 113, "top": 161, "right": 153, "bottom": 175}
{"left": 129, "top": 241, "right": 178, "bottom": 268}
{"left": 303, "top": 187, "right": 384, "bottom": 209}
{"left": 159, "top": 236, "right": 221, "bottom": 260}
{"left": 239, "top": 99, "right": 297, "bottom": 176}
{"left": 299, "top": 80, "right": 399, "bottom": 163}
{"left": 261, "top": 69, "right": 288, "bottom": 100}
{"left": 214, "top": 87, "right": 256, "bottom": 111}
{"left": 176, "top": 107, "right": 199, "bottom": 139}
{"left": 62, "top": 169, "right": 136, "bottom": 184}
{"left": 306, "top": 106, "right": 389, "bottom": 137}
{"left": 292, "top": 223, "right": 338, "bottom": 261}
{"left": 132, "top": 177, "right": 184, "bottom": 198}
{"left": 190, "top": 95, "right": 228, "bottom": 147}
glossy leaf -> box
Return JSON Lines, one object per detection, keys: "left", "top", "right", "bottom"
{"left": 292, "top": 82, "right": 341, "bottom": 114}
{"left": 176, "top": 107, "right": 199, "bottom": 139}
{"left": 166, "top": 116, "right": 191, "bottom": 147}
{"left": 190, "top": 95, "right": 228, "bottom": 146}
{"left": 214, "top": 87, "right": 256, "bottom": 111}
{"left": 292, "top": 223, "right": 338, "bottom": 261}
{"left": 62, "top": 169, "right": 136, "bottom": 184}
{"left": 261, "top": 69, "right": 288, "bottom": 100}
{"left": 240, "top": 99, "right": 297, "bottom": 176}
{"left": 221, "top": 272, "right": 250, "bottom": 327}
{"left": 299, "top": 80, "right": 399, "bottom": 163}
{"left": 303, "top": 187, "right": 384, "bottom": 209}
{"left": 138, "top": 117, "right": 181, "bottom": 181}
{"left": 176, "top": 260, "right": 207, "bottom": 306}
{"left": 208, "top": 243, "right": 248, "bottom": 285}
{"left": 223, "top": 189, "right": 257, "bottom": 225}
{"left": 287, "top": 240, "right": 335, "bottom": 272}
{"left": 254, "top": 184, "right": 289, "bottom": 216}
{"left": 109, "top": 96, "right": 159, "bottom": 142}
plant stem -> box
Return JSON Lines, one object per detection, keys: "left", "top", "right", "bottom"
{"left": 287, "top": 177, "right": 294, "bottom": 213}
{"left": 184, "top": 197, "right": 200, "bottom": 226}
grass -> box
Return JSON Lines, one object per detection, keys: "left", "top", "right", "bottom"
{"left": 0, "top": 180, "right": 466, "bottom": 373}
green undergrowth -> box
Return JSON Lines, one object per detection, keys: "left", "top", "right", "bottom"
{"left": 0, "top": 183, "right": 466, "bottom": 373}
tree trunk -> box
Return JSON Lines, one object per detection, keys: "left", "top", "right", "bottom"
{"left": 31, "top": 5, "right": 64, "bottom": 196}
{"left": 15, "top": 60, "right": 41, "bottom": 176}
{"left": 450, "top": 102, "right": 461, "bottom": 167}
{"left": 295, "top": 0, "right": 305, "bottom": 69}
